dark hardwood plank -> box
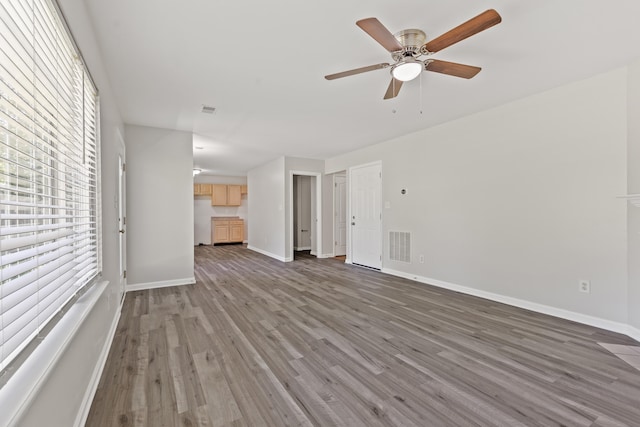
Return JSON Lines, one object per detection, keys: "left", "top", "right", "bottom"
{"left": 87, "top": 245, "right": 640, "bottom": 426}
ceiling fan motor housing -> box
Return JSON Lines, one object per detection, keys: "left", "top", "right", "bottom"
{"left": 393, "top": 29, "right": 428, "bottom": 60}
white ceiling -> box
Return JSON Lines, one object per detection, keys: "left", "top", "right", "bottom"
{"left": 84, "top": 0, "right": 640, "bottom": 176}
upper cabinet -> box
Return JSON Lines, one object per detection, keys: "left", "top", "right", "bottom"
{"left": 211, "top": 184, "right": 243, "bottom": 206}
{"left": 211, "top": 184, "right": 228, "bottom": 205}
{"left": 227, "top": 184, "right": 242, "bottom": 206}
{"left": 194, "top": 183, "right": 212, "bottom": 196}
{"left": 194, "top": 182, "right": 247, "bottom": 204}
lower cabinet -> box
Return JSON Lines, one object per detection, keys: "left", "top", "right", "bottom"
{"left": 229, "top": 221, "right": 244, "bottom": 242}
{"left": 212, "top": 217, "right": 244, "bottom": 244}
{"left": 213, "top": 220, "right": 230, "bottom": 243}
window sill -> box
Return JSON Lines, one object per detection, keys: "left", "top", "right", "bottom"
{"left": 0, "top": 280, "right": 109, "bottom": 427}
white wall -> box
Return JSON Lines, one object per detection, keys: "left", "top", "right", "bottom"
{"left": 247, "top": 157, "right": 286, "bottom": 260}
{"left": 326, "top": 68, "right": 629, "bottom": 326}
{"left": 193, "top": 175, "right": 247, "bottom": 245}
{"left": 248, "top": 157, "right": 324, "bottom": 261}
{"left": 125, "top": 125, "right": 195, "bottom": 288}
{"left": 8, "top": 0, "right": 126, "bottom": 425}
{"left": 628, "top": 59, "right": 640, "bottom": 333}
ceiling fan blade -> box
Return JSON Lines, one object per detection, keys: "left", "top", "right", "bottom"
{"left": 423, "top": 9, "right": 501, "bottom": 53}
{"left": 325, "top": 63, "right": 390, "bottom": 80}
{"left": 356, "top": 18, "right": 404, "bottom": 52}
{"left": 425, "top": 59, "right": 481, "bottom": 79}
{"left": 383, "top": 78, "right": 403, "bottom": 99}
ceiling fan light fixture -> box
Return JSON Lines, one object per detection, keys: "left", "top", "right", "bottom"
{"left": 391, "top": 59, "right": 422, "bottom": 82}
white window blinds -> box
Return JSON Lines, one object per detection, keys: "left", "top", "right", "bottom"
{"left": 0, "top": 0, "right": 100, "bottom": 371}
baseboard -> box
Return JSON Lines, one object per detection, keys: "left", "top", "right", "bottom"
{"left": 382, "top": 268, "right": 637, "bottom": 341}
{"left": 627, "top": 326, "right": 640, "bottom": 343}
{"left": 74, "top": 298, "right": 122, "bottom": 427}
{"left": 294, "top": 246, "right": 311, "bottom": 251}
{"left": 247, "top": 245, "right": 290, "bottom": 262}
{"left": 126, "top": 277, "right": 196, "bottom": 292}
{"left": 317, "top": 253, "right": 335, "bottom": 259}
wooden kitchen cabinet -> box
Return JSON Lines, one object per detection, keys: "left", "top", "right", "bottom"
{"left": 211, "top": 184, "right": 242, "bottom": 206}
{"left": 228, "top": 185, "right": 242, "bottom": 205}
{"left": 194, "top": 183, "right": 212, "bottom": 196}
{"left": 213, "top": 219, "right": 230, "bottom": 243}
{"left": 229, "top": 220, "right": 244, "bottom": 242}
{"left": 211, "top": 184, "right": 228, "bottom": 205}
{"left": 212, "top": 217, "right": 244, "bottom": 244}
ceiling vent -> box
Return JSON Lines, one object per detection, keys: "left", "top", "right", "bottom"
{"left": 389, "top": 231, "right": 411, "bottom": 263}
{"left": 201, "top": 105, "right": 216, "bottom": 114}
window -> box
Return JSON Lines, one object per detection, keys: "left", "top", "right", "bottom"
{"left": 0, "top": 0, "right": 100, "bottom": 371}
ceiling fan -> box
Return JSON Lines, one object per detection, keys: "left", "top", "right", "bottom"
{"left": 325, "top": 9, "right": 502, "bottom": 99}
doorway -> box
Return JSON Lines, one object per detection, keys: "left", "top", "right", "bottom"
{"left": 349, "top": 162, "right": 382, "bottom": 269}
{"left": 289, "top": 171, "right": 322, "bottom": 261}
{"left": 293, "top": 175, "right": 312, "bottom": 252}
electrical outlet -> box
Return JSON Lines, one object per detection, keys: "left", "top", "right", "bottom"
{"left": 419, "top": 254, "right": 425, "bottom": 264}
{"left": 579, "top": 280, "right": 591, "bottom": 294}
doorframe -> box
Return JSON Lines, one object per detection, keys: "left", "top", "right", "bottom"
{"left": 116, "top": 129, "right": 127, "bottom": 305}
{"left": 293, "top": 176, "right": 310, "bottom": 251}
{"left": 332, "top": 172, "right": 347, "bottom": 258}
{"left": 347, "top": 161, "right": 382, "bottom": 268}
{"left": 288, "top": 170, "right": 322, "bottom": 261}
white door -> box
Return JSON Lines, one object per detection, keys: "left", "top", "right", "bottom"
{"left": 334, "top": 174, "right": 347, "bottom": 256}
{"left": 350, "top": 163, "right": 382, "bottom": 269}
{"left": 118, "top": 154, "right": 127, "bottom": 301}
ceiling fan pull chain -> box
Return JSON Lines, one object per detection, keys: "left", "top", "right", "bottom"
{"left": 419, "top": 72, "right": 423, "bottom": 114}
{"left": 391, "top": 81, "right": 398, "bottom": 114}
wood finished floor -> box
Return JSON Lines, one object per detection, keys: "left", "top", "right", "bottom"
{"left": 87, "top": 245, "right": 640, "bottom": 427}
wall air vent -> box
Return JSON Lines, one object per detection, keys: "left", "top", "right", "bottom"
{"left": 201, "top": 105, "right": 216, "bottom": 114}
{"left": 389, "top": 231, "right": 411, "bottom": 263}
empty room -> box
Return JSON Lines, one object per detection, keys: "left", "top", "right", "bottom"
{"left": 1, "top": 0, "right": 640, "bottom": 426}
